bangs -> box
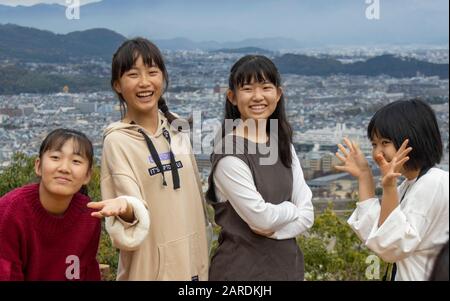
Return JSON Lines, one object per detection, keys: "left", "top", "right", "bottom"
{"left": 230, "top": 57, "right": 280, "bottom": 89}
{"left": 40, "top": 129, "right": 93, "bottom": 167}
{"left": 113, "top": 38, "right": 167, "bottom": 80}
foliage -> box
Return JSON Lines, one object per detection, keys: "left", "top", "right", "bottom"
{"left": 298, "top": 202, "right": 387, "bottom": 280}
{"left": 0, "top": 152, "right": 37, "bottom": 196}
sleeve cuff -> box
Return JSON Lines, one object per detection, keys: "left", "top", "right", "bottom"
{"left": 105, "top": 196, "right": 150, "bottom": 251}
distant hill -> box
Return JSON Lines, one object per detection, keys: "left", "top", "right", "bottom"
{"left": 0, "top": 65, "right": 109, "bottom": 94}
{"left": 211, "top": 47, "right": 273, "bottom": 55}
{"left": 274, "top": 54, "right": 449, "bottom": 79}
{"left": 0, "top": 24, "right": 126, "bottom": 62}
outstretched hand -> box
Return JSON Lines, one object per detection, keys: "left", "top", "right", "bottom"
{"left": 335, "top": 138, "right": 370, "bottom": 178}
{"left": 87, "top": 197, "right": 129, "bottom": 219}
{"left": 374, "top": 139, "right": 412, "bottom": 187}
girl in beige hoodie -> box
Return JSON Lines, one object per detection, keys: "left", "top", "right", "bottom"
{"left": 89, "top": 38, "right": 209, "bottom": 281}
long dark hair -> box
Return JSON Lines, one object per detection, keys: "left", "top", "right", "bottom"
{"left": 367, "top": 98, "right": 443, "bottom": 171}
{"left": 111, "top": 37, "right": 179, "bottom": 125}
{"left": 222, "top": 55, "right": 293, "bottom": 167}
{"left": 39, "top": 128, "right": 94, "bottom": 195}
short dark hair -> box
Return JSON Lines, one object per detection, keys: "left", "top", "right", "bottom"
{"left": 367, "top": 98, "right": 443, "bottom": 171}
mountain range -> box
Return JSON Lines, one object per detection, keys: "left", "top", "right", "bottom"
{"left": 0, "top": 23, "right": 448, "bottom": 95}
{"left": 1, "top": 24, "right": 448, "bottom": 77}
{"left": 0, "top": 0, "right": 448, "bottom": 46}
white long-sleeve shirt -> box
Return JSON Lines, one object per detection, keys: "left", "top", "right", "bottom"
{"left": 348, "top": 167, "right": 449, "bottom": 281}
{"left": 213, "top": 144, "right": 314, "bottom": 239}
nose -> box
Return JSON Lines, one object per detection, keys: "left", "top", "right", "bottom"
{"left": 57, "top": 159, "right": 71, "bottom": 174}
{"left": 138, "top": 74, "right": 151, "bottom": 87}
{"left": 252, "top": 87, "right": 264, "bottom": 101}
{"left": 372, "top": 146, "right": 383, "bottom": 158}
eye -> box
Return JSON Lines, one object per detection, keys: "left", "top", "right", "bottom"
{"left": 263, "top": 85, "right": 274, "bottom": 90}
{"left": 381, "top": 140, "right": 391, "bottom": 145}
{"left": 73, "top": 159, "right": 83, "bottom": 165}
{"left": 127, "top": 72, "right": 138, "bottom": 77}
{"left": 50, "top": 155, "right": 60, "bottom": 160}
{"left": 371, "top": 143, "right": 376, "bottom": 148}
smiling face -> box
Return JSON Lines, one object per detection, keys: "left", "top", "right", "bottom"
{"left": 35, "top": 138, "right": 91, "bottom": 198}
{"left": 370, "top": 133, "right": 404, "bottom": 170}
{"left": 113, "top": 55, "right": 165, "bottom": 118}
{"left": 227, "top": 78, "right": 282, "bottom": 122}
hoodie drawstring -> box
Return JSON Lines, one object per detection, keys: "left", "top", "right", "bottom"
{"left": 136, "top": 126, "right": 180, "bottom": 190}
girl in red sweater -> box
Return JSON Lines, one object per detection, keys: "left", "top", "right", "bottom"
{"left": 0, "top": 129, "right": 101, "bottom": 281}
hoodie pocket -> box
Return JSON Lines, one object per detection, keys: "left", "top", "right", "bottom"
{"left": 156, "top": 232, "right": 202, "bottom": 281}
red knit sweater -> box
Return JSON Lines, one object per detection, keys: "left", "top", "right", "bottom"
{"left": 0, "top": 184, "right": 101, "bottom": 281}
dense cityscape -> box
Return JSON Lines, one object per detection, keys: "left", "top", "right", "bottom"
{"left": 1, "top": 48, "right": 448, "bottom": 210}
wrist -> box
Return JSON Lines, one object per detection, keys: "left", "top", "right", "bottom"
{"left": 357, "top": 168, "right": 373, "bottom": 179}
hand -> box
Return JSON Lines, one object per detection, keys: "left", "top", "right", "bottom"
{"left": 87, "top": 197, "right": 129, "bottom": 219}
{"left": 374, "top": 139, "right": 412, "bottom": 187}
{"left": 335, "top": 138, "right": 370, "bottom": 178}
{"left": 250, "top": 227, "right": 274, "bottom": 237}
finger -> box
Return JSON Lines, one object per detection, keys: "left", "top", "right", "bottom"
{"left": 87, "top": 202, "right": 104, "bottom": 209}
{"left": 395, "top": 156, "right": 409, "bottom": 168}
{"left": 374, "top": 154, "right": 386, "bottom": 165}
{"left": 397, "top": 139, "right": 409, "bottom": 154}
{"left": 398, "top": 147, "right": 413, "bottom": 160}
{"left": 385, "top": 172, "right": 402, "bottom": 180}
{"left": 337, "top": 144, "right": 349, "bottom": 157}
{"left": 91, "top": 212, "right": 104, "bottom": 219}
{"left": 352, "top": 140, "right": 361, "bottom": 153}
{"left": 343, "top": 138, "right": 354, "bottom": 153}
{"left": 334, "top": 165, "right": 346, "bottom": 171}
{"left": 335, "top": 152, "right": 346, "bottom": 163}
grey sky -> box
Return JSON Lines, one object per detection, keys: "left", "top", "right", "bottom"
{"left": 0, "top": 0, "right": 98, "bottom": 6}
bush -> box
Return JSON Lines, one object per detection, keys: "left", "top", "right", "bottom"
{"left": 298, "top": 202, "right": 387, "bottom": 280}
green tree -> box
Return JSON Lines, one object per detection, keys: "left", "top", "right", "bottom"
{"left": 298, "top": 202, "right": 387, "bottom": 280}
{"left": 0, "top": 152, "right": 37, "bottom": 196}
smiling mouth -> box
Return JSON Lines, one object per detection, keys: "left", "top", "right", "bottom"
{"left": 136, "top": 91, "right": 154, "bottom": 98}
{"left": 54, "top": 177, "right": 72, "bottom": 183}
{"left": 249, "top": 104, "right": 267, "bottom": 112}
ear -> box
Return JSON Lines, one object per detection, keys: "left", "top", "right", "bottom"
{"left": 226, "top": 89, "right": 237, "bottom": 106}
{"left": 34, "top": 158, "right": 42, "bottom": 177}
{"left": 113, "top": 80, "right": 122, "bottom": 94}
{"left": 83, "top": 168, "right": 92, "bottom": 186}
{"left": 276, "top": 87, "right": 283, "bottom": 103}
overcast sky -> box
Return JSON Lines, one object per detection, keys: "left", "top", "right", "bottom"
{"left": 0, "top": 0, "right": 98, "bottom": 6}
{"left": 0, "top": 0, "right": 447, "bottom": 44}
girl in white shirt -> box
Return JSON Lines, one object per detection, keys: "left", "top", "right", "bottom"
{"left": 335, "top": 98, "right": 449, "bottom": 281}
{"left": 206, "top": 55, "right": 314, "bottom": 280}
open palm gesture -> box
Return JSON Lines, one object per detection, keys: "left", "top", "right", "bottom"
{"left": 335, "top": 138, "right": 370, "bottom": 178}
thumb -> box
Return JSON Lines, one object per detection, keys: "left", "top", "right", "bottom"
{"left": 87, "top": 201, "right": 105, "bottom": 209}
{"left": 374, "top": 154, "right": 386, "bottom": 165}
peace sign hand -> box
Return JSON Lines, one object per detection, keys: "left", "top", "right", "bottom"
{"left": 374, "top": 139, "right": 412, "bottom": 187}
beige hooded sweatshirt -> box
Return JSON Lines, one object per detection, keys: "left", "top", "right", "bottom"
{"left": 100, "top": 111, "right": 209, "bottom": 280}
